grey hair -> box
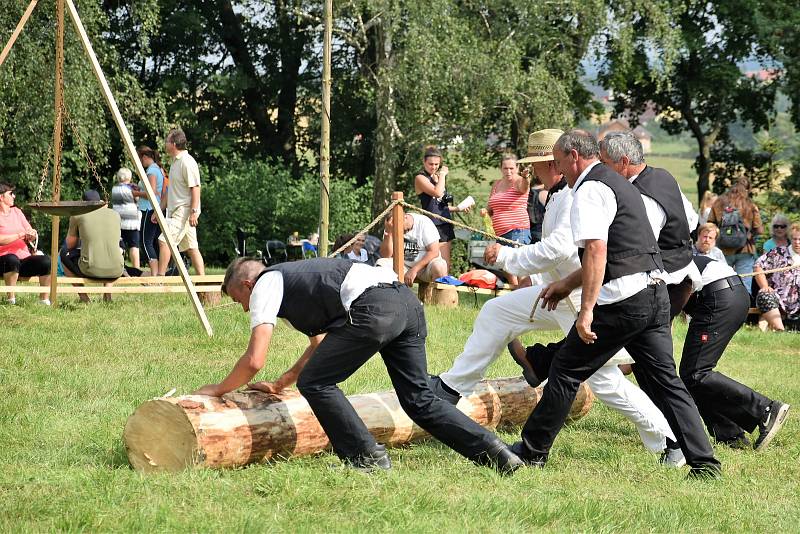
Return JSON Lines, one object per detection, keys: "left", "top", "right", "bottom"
{"left": 222, "top": 258, "right": 265, "bottom": 296}
{"left": 554, "top": 129, "right": 600, "bottom": 159}
{"left": 500, "top": 153, "right": 518, "bottom": 165}
{"left": 600, "top": 131, "right": 645, "bottom": 165}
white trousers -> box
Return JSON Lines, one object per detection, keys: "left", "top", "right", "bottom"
{"left": 440, "top": 284, "right": 676, "bottom": 453}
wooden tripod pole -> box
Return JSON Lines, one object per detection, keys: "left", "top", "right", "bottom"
{"left": 64, "top": 0, "right": 212, "bottom": 336}
{"left": 48, "top": 0, "right": 65, "bottom": 306}
{"left": 0, "top": 0, "right": 39, "bottom": 68}
{"left": 318, "top": 0, "right": 333, "bottom": 256}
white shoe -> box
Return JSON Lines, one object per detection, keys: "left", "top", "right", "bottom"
{"left": 7, "top": 297, "right": 15, "bottom": 305}
{"left": 39, "top": 299, "right": 51, "bottom": 306}
{"left": 659, "top": 447, "right": 686, "bottom": 468}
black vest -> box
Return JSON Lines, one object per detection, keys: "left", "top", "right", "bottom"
{"left": 417, "top": 170, "right": 452, "bottom": 225}
{"left": 260, "top": 258, "right": 353, "bottom": 336}
{"left": 575, "top": 164, "right": 663, "bottom": 283}
{"left": 691, "top": 254, "right": 714, "bottom": 273}
{"left": 632, "top": 166, "right": 692, "bottom": 273}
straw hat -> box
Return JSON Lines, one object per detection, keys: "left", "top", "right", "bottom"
{"left": 517, "top": 129, "right": 564, "bottom": 163}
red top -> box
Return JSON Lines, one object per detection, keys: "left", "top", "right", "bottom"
{"left": 0, "top": 207, "right": 33, "bottom": 260}
{"left": 488, "top": 185, "right": 529, "bottom": 236}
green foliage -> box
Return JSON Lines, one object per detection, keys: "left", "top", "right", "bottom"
{"left": 710, "top": 134, "right": 787, "bottom": 195}
{"left": 770, "top": 154, "right": 800, "bottom": 215}
{"left": 199, "top": 160, "right": 373, "bottom": 265}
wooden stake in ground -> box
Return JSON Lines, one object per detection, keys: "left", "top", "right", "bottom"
{"left": 123, "top": 376, "right": 594, "bottom": 472}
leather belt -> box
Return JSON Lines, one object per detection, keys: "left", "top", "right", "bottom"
{"left": 700, "top": 275, "right": 742, "bottom": 298}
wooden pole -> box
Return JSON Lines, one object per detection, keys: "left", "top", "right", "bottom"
{"left": 64, "top": 0, "right": 212, "bottom": 336}
{"left": 318, "top": 0, "right": 333, "bottom": 256}
{"left": 48, "top": 0, "right": 65, "bottom": 306}
{"left": 0, "top": 0, "right": 39, "bottom": 68}
{"left": 123, "top": 377, "right": 594, "bottom": 472}
{"left": 391, "top": 191, "right": 404, "bottom": 282}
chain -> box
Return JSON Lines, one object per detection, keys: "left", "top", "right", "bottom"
{"left": 63, "top": 102, "right": 109, "bottom": 202}
{"left": 34, "top": 143, "right": 52, "bottom": 203}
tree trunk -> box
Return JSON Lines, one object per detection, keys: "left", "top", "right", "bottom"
{"left": 370, "top": 15, "right": 400, "bottom": 218}
{"left": 275, "top": 0, "right": 307, "bottom": 176}
{"left": 123, "top": 377, "right": 594, "bottom": 472}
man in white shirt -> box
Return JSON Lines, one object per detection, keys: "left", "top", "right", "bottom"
{"left": 379, "top": 212, "right": 448, "bottom": 285}
{"left": 429, "top": 129, "right": 676, "bottom": 457}
{"left": 512, "top": 130, "right": 720, "bottom": 478}
{"left": 193, "top": 257, "right": 523, "bottom": 474}
{"left": 156, "top": 128, "right": 205, "bottom": 276}
{"left": 680, "top": 255, "right": 790, "bottom": 450}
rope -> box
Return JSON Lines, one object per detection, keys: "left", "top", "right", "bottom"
{"left": 740, "top": 263, "right": 800, "bottom": 278}
{"left": 328, "top": 200, "right": 400, "bottom": 257}
{"left": 399, "top": 201, "right": 522, "bottom": 247}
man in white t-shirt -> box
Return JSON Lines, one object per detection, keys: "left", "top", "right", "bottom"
{"left": 193, "top": 257, "right": 523, "bottom": 474}
{"left": 156, "top": 128, "right": 205, "bottom": 276}
{"left": 378, "top": 212, "right": 448, "bottom": 285}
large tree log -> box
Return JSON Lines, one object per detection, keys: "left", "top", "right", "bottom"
{"left": 123, "top": 377, "right": 594, "bottom": 472}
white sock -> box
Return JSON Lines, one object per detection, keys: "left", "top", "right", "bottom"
{"left": 40, "top": 299, "right": 51, "bottom": 306}
{"left": 8, "top": 297, "right": 16, "bottom": 305}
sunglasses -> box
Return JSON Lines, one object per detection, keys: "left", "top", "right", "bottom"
{"left": 773, "top": 224, "right": 787, "bottom": 229}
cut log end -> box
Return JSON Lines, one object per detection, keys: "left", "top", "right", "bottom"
{"left": 123, "top": 399, "right": 198, "bottom": 472}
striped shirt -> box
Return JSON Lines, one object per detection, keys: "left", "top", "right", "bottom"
{"left": 488, "top": 184, "right": 529, "bottom": 236}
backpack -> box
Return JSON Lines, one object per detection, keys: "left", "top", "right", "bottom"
{"left": 717, "top": 206, "right": 748, "bottom": 249}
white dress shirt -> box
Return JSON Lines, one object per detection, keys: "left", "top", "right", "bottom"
{"left": 495, "top": 185, "right": 580, "bottom": 284}
{"left": 571, "top": 162, "right": 649, "bottom": 305}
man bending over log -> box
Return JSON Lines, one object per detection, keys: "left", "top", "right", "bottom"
{"left": 194, "top": 257, "right": 523, "bottom": 474}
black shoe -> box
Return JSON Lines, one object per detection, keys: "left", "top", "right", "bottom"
{"left": 429, "top": 375, "right": 461, "bottom": 405}
{"left": 717, "top": 434, "right": 752, "bottom": 450}
{"left": 687, "top": 463, "right": 722, "bottom": 480}
{"left": 754, "top": 401, "right": 791, "bottom": 451}
{"left": 509, "top": 441, "right": 547, "bottom": 468}
{"left": 509, "top": 346, "right": 541, "bottom": 388}
{"left": 472, "top": 438, "right": 525, "bottom": 475}
{"left": 341, "top": 444, "right": 392, "bottom": 473}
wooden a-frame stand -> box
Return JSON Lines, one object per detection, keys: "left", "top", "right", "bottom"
{"left": 0, "top": 0, "right": 212, "bottom": 336}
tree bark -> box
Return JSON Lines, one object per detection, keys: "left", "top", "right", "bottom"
{"left": 123, "top": 377, "right": 594, "bottom": 472}
{"left": 213, "top": 0, "right": 281, "bottom": 159}
{"left": 370, "top": 15, "right": 400, "bottom": 218}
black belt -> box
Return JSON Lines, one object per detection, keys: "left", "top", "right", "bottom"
{"left": 700, "top": 275, "right": 742, "bottom": 298}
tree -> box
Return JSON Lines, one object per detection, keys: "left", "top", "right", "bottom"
{"left": 598, "top": 0, "right": 780, "bottom": 203}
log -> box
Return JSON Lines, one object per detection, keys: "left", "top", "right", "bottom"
{"left": 124, "top": 377, "right": 593, "bottom": 472}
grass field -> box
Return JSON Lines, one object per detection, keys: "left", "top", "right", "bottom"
{"left": 1, "top": 293, "right": 799, "bottom": 532}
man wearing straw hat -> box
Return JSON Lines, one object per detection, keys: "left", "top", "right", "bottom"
{"left": 429, "top": 129, "right": 679, "bottom": 462}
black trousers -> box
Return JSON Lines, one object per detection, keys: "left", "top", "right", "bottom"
{"left": 0, "top": 253, "right": 51, "bottom": 277}
{"left": 681, "top": 282, "right": 770, "bottom": 440}
{"left": 522, "top": 284, "right": 719, "bottom": 469}
{"left": 296, "top": 283, "right": 499, "bottom": 460}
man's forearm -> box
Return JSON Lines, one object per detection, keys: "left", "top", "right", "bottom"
{"left": 579, "top": 240, "right": 606, "bottom": 313}
{"left": 277, "top": 335, "right": 325, "bottom": 387}
{"left": 190, "top": 186, "right": 201, "bottom": 211}
{"left": 414, "top": 248, "right": 439, "bottom": 270}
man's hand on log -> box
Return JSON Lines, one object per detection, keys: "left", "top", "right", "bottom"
{"left": 194, "top": 383, "right": 223, "bottom": 397}
{"left": 248, "top": 380, "right": 286, "bottom": 394}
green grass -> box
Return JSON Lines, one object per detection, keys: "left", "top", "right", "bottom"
{"left": 2, "top": 294, "right": 799, "bottom": 532}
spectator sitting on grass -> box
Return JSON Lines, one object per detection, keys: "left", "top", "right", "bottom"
{"left": 59, "top": 190, "right": 125, "bottom": 303}
{"left": 693, "top": 223, "right": 726, "bottom": 263}
{"left": 378, "top": 212, "right": 447, "bottom": 286}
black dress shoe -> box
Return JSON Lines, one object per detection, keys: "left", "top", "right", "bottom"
{"left": 509, "top": 441, "right": 547, "bottom": 468}
{"left": 509, "top": 346, "right": 541, "bottom": 388}
{"left": 472, "top": 438, "right": 525, "bottom": 475}
{"left": 687, "top": 463, "right": 722, "bottom": 480}
{"left": 429, "top": 375, "right": 461, "bottom": 405}
{"left": 717, "top": 434, "right": 752, "bottom": 450}
{"left": 341, "top": 444, "right": 392, "bottom": 473}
